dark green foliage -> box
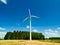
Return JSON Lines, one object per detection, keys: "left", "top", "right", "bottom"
{"left": 49, "top": 37, "right": 60, "bottom": 40}
{"left": 32, "top": 32, "right": 45, "bottom": 40}
{"left": 4, "top": 31, "right": 45, "bottom": 40}
{"left": 4, "top": 32, "right": 12, "bottom": 39}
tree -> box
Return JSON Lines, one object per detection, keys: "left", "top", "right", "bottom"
{"left": 49, "top": 37, "right": 60, "bottom": 40}
{"left": 4, "top": 32, "right": 12, "bottom": 40}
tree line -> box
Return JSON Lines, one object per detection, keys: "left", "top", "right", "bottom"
{"left": 49, "top": 37, "right": 60, "bottom": 40}
{"left": 4, "top": 31, "right": 45, "bottom": 40}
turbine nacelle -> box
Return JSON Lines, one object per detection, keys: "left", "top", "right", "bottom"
{"left": 23, "top": 9, "right": 40, "bottom": 22}
{"left": 23, "top": 15, "right": 39, "bottom": 22}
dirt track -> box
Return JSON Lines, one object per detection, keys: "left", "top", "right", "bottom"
{"left": 0, "top": 40, "right": 60, "bottom": 45}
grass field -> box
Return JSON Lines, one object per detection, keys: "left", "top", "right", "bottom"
{"left": 39, "top": 40, "right": 60, "bottom": 43}
{"left": 0, "top": 40, "right": 60, "bottom": 45}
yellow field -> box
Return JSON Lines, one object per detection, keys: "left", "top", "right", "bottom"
{"left": 0, "top": 40, "right": 60, "bottom": 45}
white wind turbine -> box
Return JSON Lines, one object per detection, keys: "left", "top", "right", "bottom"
{"left": 0, "top": 0, "right": 7, "bottom": 4}
{"left": 23, "top": 9, "right": 39, "bottom": 41}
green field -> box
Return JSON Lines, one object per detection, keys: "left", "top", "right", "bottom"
{"left": 39, "top": 40, "right": 60, "bottom": 43}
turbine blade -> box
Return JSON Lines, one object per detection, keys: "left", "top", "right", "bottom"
{"left": 1, "top": 0, "right": 7, "bottom": 4}
{"left": 23, "top": 17, "right": 29, "bottom": 22}
{"left": 28, "top": 9, "right": 31, "bottom": 15}
{"left": 31, "top": 15, "right": 40, "bottom": 18}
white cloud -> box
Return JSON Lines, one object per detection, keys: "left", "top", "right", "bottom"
{"left": 1, "top": 0, "right": 7, "bottom": 4}
{"left": 33, "top": 29, "right": 39, "bottom": 32}
{"left": 44, "top": 29, "right": 60, "bottom": 38}
{"left": 0, "top": 27, "right": 6, "bottom": 30}
{"left": 57, "top": 27, "right": 60, "bottom": 30}
{"left": 26, "top": 25, "right": 30, "bottom": 29}
{"left": 0, "top": 32, "right": 7, "bottom": 39}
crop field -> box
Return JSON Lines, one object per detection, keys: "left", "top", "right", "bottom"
{"left": 0, "top": 40, "right": 60, "bottom": 45}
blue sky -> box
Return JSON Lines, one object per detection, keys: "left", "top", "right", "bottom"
{"left": 0, "top": 0, "right": 60, "bottom": 38}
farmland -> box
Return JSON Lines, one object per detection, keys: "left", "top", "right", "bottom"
{"left": 0, "top": 40, "right": 60, "bottom": 45}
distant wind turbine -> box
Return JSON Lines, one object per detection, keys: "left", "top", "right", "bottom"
{"left": 23, "top": 9, "right": 40, "bottom": 41}
{"left": 0, "top": 0, "right": 7, "bottom": 4}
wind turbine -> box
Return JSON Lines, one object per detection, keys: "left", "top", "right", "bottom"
{"left": 23, "top": 9, "right": 39, "bottom": 41}
{"left": 0, "top": 0, "right": 7, "bottom": 4}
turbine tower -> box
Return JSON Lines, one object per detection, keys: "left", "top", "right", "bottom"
{"left": 23, "top": 9, "right": 39, "bottom": 41}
